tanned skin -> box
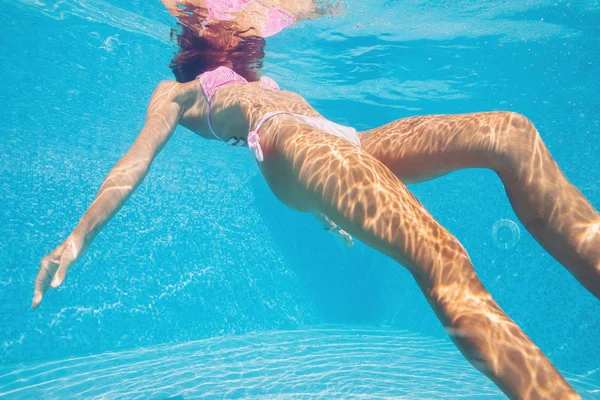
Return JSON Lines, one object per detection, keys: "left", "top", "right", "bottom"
{"left": 32, "top": 2, "right": 598, "bottom": 399}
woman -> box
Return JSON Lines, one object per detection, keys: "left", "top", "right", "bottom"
{"left": 32, "top": 1, "right": 598, "bottom": 399}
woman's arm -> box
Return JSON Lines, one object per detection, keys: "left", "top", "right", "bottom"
{"left": 32, "top": 81, "right": 183, "bottom": 308}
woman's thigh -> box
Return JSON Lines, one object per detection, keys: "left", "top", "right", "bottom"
{"left": 257, "top": 117, "right": 442, "bottom": 258}
{"left": 255, "top": 119, "right": 578, "bottom": 398}
{"left": 358, "top": 112, "right": 600, "bottom": 298}
{"left": 358, "top": 112, "right": 520, "bottom": 184}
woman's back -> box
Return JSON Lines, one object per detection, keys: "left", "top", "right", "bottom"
{"left": 170, "top": 73, "right": 322, "bottom": 141}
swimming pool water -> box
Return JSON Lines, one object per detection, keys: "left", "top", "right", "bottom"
{"left": 1, "top": 0, "right": 599, "bottom": 398}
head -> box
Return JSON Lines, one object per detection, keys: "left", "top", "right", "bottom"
{"left": 169, "top": 14, "right": 266, "bottom": 83}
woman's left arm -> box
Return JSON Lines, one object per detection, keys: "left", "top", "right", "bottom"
{"left": 32, "top": 81, "right": 183, "bottom": 308}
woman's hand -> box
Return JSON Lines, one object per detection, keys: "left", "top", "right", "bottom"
{"left": 338, "top": 228, "right": 354, "bottom": 248}
{"left": 313, "top": 212, "right": 355, "bottom": 248}
{"left": 328, "top": 226, "right": 355, "bottom": 248}
{"left": 31, "top": 234, "right": 87, "bottom": 309}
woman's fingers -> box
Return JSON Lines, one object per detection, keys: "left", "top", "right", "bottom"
{"left": 50, "top": 252, "right": 75, "bottom": 289}
{"left": 32, "top": 237, "right": 84, "bottom": 308}
{"left": 342, "top": 232, "right": 354, "bottom": 247}
{"left": 32, "top": 255, "right": 59, "bottom": 309}
{"left": 335, "top": 229, "right": 354, "bottom": 248}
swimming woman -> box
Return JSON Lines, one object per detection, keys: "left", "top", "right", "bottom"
{"left": 32, "top": 1, "right": 599, "bottom": 399}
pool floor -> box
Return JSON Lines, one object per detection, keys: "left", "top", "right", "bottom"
{"left": 1, "top": 327, "right": 598, "bottom": 399}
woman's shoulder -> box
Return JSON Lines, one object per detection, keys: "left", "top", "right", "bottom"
{"left": 146, "top": 80, "right": 202, "bottom": 118}
{"left": 153, "top": 79, "right": 199, "bottom": 101}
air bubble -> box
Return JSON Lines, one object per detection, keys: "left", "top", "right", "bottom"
{"left": 491, "top": 219, "right": 520, "bottom": 250}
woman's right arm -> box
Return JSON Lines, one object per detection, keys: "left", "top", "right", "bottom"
{"left": 32, "top": 81, "right": 184, "bottom": 308}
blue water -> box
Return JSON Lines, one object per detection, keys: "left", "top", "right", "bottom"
{"left": 1, "top": 0, "right": 599, "bottom": 398}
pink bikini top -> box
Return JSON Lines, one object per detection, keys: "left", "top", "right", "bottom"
{"left": 204, "top": 0, "right": 296, "bottom": 37}
{"left": 198, "top": 66, "right": 281, "bottom": 150}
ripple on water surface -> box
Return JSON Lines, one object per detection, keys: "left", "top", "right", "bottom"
{"left": 0, "top": 327, "right": 598, "bottom": 399}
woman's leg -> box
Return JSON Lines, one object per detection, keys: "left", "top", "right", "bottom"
{"left": 257, "top": 118, "right": 579, "bottom": 399}
{"left": 360, "top": 112, "right": 600, "bottom": 299}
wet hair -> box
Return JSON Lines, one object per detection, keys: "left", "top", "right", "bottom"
{"left": 169, "top": 16, "right": 266, "bottom": 83}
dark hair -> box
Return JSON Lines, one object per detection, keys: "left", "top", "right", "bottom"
{"left": 169, "top": 17, "right": 266, "bottom": 83}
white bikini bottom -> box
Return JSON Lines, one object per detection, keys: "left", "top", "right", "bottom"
{"left": 248, "top": 111, "right": 360, "bottom": 162}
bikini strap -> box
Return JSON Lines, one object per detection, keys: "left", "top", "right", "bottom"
{"left": 248, "top": 111, "right": 294, "bottom": 162}
{"left": 204, "top": 102, "right": 220, "bottom": 142}
{"left": 198, "top": 67, "right": 281, "bottom": 145}
{"left": 198, "top": 67, "right": 248, "bottom": 143}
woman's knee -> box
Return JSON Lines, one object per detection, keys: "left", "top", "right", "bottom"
{"left": 490, "top": 112, "right": 541, "bottom": 171}
{"left": 505, "top": 112, "right": 539, "bottom": 143}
